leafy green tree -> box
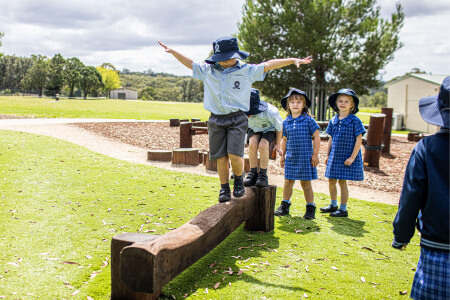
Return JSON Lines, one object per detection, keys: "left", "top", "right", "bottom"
{"left": 21, "top": 55, "right": 49, "bottom": 97}
{"left": 0, "top": 55, "right": 33, "bottom": 90}
{"left": 96, "top": 65, "right": 121, "bottom": 96}
{"left": 80, "top": 66, "right": 104, "bottom": 98}
{"left": 237, "top": 0, "right": 404, "bottom": 99}
{"left": 139, "top": 86, "right": 157, "bottom": 101}
{"left": 46, "top": 54, "right": 66, "bottom": 95}
{"left": 64, "top": 57, "right": 85, "bottom": 98}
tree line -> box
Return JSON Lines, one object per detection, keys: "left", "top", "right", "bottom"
{"left": 0, "top": 53, "right": 121, "bottom": 98}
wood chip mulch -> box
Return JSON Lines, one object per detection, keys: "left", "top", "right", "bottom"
{"left": 74, "top": 122, "right": 416, "bottom": 193}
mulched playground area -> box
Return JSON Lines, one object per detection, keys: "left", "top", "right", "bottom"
{"left": 74, "top": 122, "right": 416, "bottom": 193}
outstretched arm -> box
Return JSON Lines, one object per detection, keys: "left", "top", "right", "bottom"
{"left": 158, "top": 41, "right": 193, "bottom": 70}
{"left": 263, "top": 57, "right": 312, "bottom": 72}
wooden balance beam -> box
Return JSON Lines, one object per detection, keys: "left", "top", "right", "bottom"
{"left": 111, "top": 185, "right": 276, "bottom": 298}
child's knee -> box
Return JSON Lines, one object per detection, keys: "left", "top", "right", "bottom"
{"left": 329, "top": 179, "right": 337, "bottom": 185}
{"left": 258, "top": 139, "right": 269, "bottom": 150}
{"left": 338, "top": 180, "right": 347, "bottom": 187}
{"left": 284, "top": 179, "right": 295, "bottom": 187}
{"left": 300, "top": 180, "right": 312, "bottom": 190}
{"left": 248, "top": 138, "right": 259, "bottom": 150}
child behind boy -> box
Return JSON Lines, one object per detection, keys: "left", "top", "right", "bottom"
{"left": 392, "top": 77, "right": 449, "bottom": 299}
{"left": 244, "top": 88, "right": 283, "bottom": 187}
{"left": 274, "top": 89, "right": 320, "bottom": 219}
{"left": 159, "top": 36, "right": 312, "bottom": 202}
{"left": 320, "top": 89, "right": 365, "bottom": 217}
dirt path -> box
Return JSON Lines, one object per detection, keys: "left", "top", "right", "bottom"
{"left": 1, "top": 122, "right": 400, "bottom": 205}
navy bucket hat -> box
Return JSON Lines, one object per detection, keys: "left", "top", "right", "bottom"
{"left": 245, "top": 88, "right": 268, "bottom": 116}
{"left": 328, "top": 88, "right": 360, "bottom": 114}
{"left": 205, "top": 36, "right": 250, "bottom": 64}
{"left": 281, "top": 88, "right": 311, "bottom": 110}
{"left": 419, "top": 76, "right": 450, "bottom": 128}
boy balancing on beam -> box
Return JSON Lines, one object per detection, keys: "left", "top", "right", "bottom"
{"left": 159, "top": 36, "right": 312, "bottom": 202}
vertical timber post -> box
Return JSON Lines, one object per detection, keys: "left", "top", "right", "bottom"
{"left": 180, "top": 122, "right": 193, "bottom": 148}
{"left": 381, "top": 107, "right": 393, "bottom": 154}
{"left": 363, "top": 113, "right": 386, "bottom": 168}
{"left": 245, "top": 185, "right": 276, "bottom": 232}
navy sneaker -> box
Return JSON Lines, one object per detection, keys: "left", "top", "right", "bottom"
{"left": 255, "top": 172, "right": 269, "bottom": 187}
{"left": 330, "top": 209, "right": 348, "bottom": 217}
{"left": 320, "top": 204, "right": 338, "bottom": 213}
{"left": 274, "top": 201, "right": 291, "bottom": 216}
{"left": 244, "top": 171, "right": 258, "bottom": 186}
{"left": 233, "top": 184, "right": 245, "bottom": 198}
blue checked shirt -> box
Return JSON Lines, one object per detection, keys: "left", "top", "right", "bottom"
{"left": 282, "top": 114, "right": 320, "bottom": 181}
{"left": 193, "top": 61, "right": 266, "bottom": 115}
{"left": 248, "top": 103, "right": 283, "bottom": 133}
{"left": 325, "top": 114, "right": 365, "bottom": 181}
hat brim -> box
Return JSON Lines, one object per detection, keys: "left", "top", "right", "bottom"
{"left": 281, "top": 90, "right": 311, "bottom": 110}
{"left": 205, "top": 50, "right": 250, "bottom": 64}
{"left": 245, "top": 100, "right": 268, "bottom": 116}
{"left": 328, "top": 92, "right": 360, "bottom": 114}
{"left": 419, "top": 95, "right": 449, "bottom": 128}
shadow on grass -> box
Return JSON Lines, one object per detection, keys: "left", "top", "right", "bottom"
{"left": 162, "top": 227, "right": 311, "bottom": 298}
{"left": 276, "top": 215, "right": 321, "bottom": 235}
{"left": 326, "top": 216, "right": 369, "bottom": 237}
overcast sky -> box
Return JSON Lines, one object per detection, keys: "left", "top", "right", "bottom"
{"left": 0, "top": 0, "right": 449, "bottom": 81}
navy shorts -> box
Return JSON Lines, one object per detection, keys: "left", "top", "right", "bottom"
{"left": 247, "top": 129, "right": 276, "bottom": 144}
{"left": 208, "top": 111, "right": 248, "bottom": 160}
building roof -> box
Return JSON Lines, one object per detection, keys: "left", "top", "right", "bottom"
{"left": 111, "top": 87, "right": 138, "bottom": 91}
{"left": 385, "top": 73, "right": 448, "bottom": 87}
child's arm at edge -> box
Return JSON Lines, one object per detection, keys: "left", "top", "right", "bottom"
{"left": 274, "top": 129, "right": 283, "bottom": 156}
{"left": 280, "top": 136, "right": 287, "bottom": 168}
{"left": 311, "top": 129, "right": 320, "bottom": 167}
{"left": 263, "top": 57, "right": 312, "bottom": 72}
{"left": 325, "top": 137, "right": 332, "bottom": 165}
{"left": 158, "top": 41, "right": 193, "bottom": 70}
{"left": 344, "top": 134, "right": 362, "bottom": 166}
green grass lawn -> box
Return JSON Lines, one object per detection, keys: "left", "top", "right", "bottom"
{"left": 0, "top": 96, "right": 211, "bottom": 120}
{"left": 1, "top": 130, "right": 419, "bottom": 299}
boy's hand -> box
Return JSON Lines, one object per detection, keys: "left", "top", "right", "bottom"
{"left": 280, "top": 156, "right": 285, "bottom": 168}
{"left": 158, "top": 41, "right": 173, "bottom": 54}
{"left": 311, "top": 154, "right": 319, "bottom": 167}
{"left": 274, "top": 144, "right": 282, "bottom": 156}
{"left": 294, "top": 56, "right": 313, "bottom": 68}
{"left": 325, "top": 156, "right": 329, "bottom": 165}
{"left": 344, "top": 157, "right": 355, "bottom": 166}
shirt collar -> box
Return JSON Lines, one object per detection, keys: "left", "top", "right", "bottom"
{"left": 286, "top": 113, "right": 306, "bottom": 122}
{"left": 331, "top": 114, "right": 355, "bottom": 125}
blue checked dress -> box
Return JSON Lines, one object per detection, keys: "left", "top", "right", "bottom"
{"left": 325, "top": 114, "right": 365, "bottom": 181}
{"left": 283, "top": 114, "right": 320, "bottom": 181}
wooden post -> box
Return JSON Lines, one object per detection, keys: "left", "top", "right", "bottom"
{"left": 191, "top": 118, "right": 201, "bottom": 122}
{"left": 147, "top": 150, "right": 172, "bottom": 162}
{"left": 118, "top": 186, "right": 275, "bottom": 294}
{"left": 169, "top": 119, "right": 180, "bottom": 127}
{"left": 172, "top": 148, "right": 199, "bottom": 166}
{"left": 408, "top": 132, "right": 419, "bottom": 141}
{"left": 111, "top": 233, "right": 161, "bottom": 300}
{"left": 180, "top": 122, "right": 193, "bottom": 148}
{"left": 245, "top": 185, "right": 276, "bottom": 232}
{"left": 381, "top": 107, "right": 393, "bottom": 154}
{"left": 363, "top": 113, "right": 386, "bottom": 168}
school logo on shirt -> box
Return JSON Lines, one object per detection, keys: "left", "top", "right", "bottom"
{"left": 233, "top": 81, "right": 241, "bottom": 89}
{"left": 262, "top": 123, "right": 267, "bottom": 127}
{"left": 215, "top": 44, "right": 220, "bottom": 53}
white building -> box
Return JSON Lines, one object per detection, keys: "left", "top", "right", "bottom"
{"left": 110, "top": 87, "right": 138, "bottom": 100}
{"left": 385, "top": 74, "right": 447, "bottom": 133}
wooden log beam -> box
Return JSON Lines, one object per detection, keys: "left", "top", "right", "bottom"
{"left": 120, "top": 187, "right": 260, "bottom": 294}
{"left": 172, "top": 148, "right": 199, "bottom": 166}
{"left": 363, "top": 113, "right": 386, "bottom": 168}
{"left": 169, "top": 119, "right": 180, "bottom": 127}
{"left": 381, "top": 107, "right": 393, "bottom": 154}
{"left": 147, "top": 150, "right": 172, "bottom": 162}
{"left": 180, "top": 122, "right": 193, "bottom": 148}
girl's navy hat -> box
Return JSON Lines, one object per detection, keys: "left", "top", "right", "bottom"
{"left": 328, "top": 89, "right": 360, "bottom": 114}
{"left": 245, "top": 88, "right": 268, "bottom": 116}
{"left": 419, "top": 76, "right": 450, "bottom": 128}
{"left": 205, "top": 36, "right": 250, "bottom": 64}
{"left": 281, "top": 88, "right": 311, "bottom": 110}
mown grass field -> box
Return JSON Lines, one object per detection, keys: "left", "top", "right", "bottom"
{"left": 0, "top": 130, "right": 419, "bottom": 299}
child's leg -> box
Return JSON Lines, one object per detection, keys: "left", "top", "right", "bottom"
{"left": 300, "top": 180, "right": 314, "bottom": 204}
{"left": 274, "top": 179, "right": 295, "bottom": 216}
{"left": 330, "top": 180, "right": 349, "bottom": 217}
{"left": 247, "top": 135, "right": 260, "bottom": 168}
{"left": 229, "top": 153, "right": 244, "bottom": 177}
{"left": 338, "top": 180, "right": 348, "bottom": 207}
{"left": 300, "top": 180, "right": 316, "bottom": 219}
{"left": 217, "top": 155, "right": 230, "bottom": 184}
{"left": 229, "top": 153, "right": 245, "bottom": 198}
{"left": 258, "top": 138, "right": 270, "bottom": 169}
{"left": 320, "top": 179, "right": 339, "bottom": 212}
